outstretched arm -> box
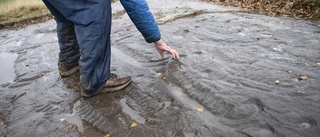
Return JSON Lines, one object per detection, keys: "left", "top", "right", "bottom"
{"left": 120, "top": 0, "right": 160, "bottom": 43}
{"left": 120, "top": 0, "right": 179, "bottom": 59}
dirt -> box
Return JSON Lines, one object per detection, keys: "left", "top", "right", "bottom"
{"left": 0, "top": 15, "right": 53, "bottom": 30}
{"left": 0, "top": 0, "right": 320, "bottom": 136}
{"left": 203, "top": 0, "right": 320, "bottom": 21}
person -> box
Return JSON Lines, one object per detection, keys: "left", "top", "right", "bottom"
{"left": 42, "top": 0, "right": 180, "bottom": 97}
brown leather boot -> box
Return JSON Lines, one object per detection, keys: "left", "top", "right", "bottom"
{"left": 80, "top": 73, "right": 131, "bottom": 97}
{"left": 59, "top": 65, "right": 79, "bottom": 77}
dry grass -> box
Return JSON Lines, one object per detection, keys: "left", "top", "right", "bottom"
{"left": 0, "top": 0, "right": 120, "bottom": 29}
{"left": 0, "top": 0, "right": 51, "bottom": 28}
{"left": 0, "top": 0, "right": 44, "bottom": 12}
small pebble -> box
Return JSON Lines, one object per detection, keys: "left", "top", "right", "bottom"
{"left": 300, "top": 123, "right": 311, "bottom": 129}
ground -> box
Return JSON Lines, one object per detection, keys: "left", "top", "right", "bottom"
{"left": 0, "top": 0, "right": 320, "bottom": 137}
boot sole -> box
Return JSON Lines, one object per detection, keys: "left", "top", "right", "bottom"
{"left": 80, "top": 79, "right": 131, "bottom": 97}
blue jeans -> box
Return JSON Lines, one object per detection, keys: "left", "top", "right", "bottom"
{"left": 43, "top": 0, "right": 112, "bottom": 94}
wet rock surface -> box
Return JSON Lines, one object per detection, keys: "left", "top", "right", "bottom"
{"left": 1, "top": 0, "right": 320, "bottom": 136}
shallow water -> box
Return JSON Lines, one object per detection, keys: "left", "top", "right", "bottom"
{"left": 0, "top": 52, "right": 17, "bottom": 84}
{"left": 0, "top": 0, "right": 320, "bottom": 136}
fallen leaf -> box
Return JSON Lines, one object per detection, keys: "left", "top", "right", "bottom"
{"left": 43, "top": 76, "right": 49, "bottom": 81}
{"left": 0, "top": 119, "right": 4, "bottom": 126}
{"left": 104, "top": 134, "right": 111, "bottom": 137}
{"left": 196, "top": 107, "right": 204, "bottom": 112}
{"left": 67, "top": 84, "right": 78, "bottom": 89}
{"left": 183, "top": 84, "right": 192, "bottom": 89}
{"left": 298, "top": 75, "right": 308, "bottom": 81}
{"left": 60, "top": 118, "right": 66, "bottom": 122}
{"left": 95, "top": 100, "right": 101, "bottom": 104}
{"left": 156, "top": 73, "right": 162, "bottom": 77}
{"left": 296, "top": 91, "right": 306, "bottom": 94}
{"left": 73, "top": 86, "right": 79, "bottom": 89}
{"left": 130, "top": 122, "right": 138, "bottom": 128}
{"left": 162, "top": 76, "right": 167, "bottom": 80}
{"left": 71, "top": 124, "right": 78, "bottom": 131}
{"left": 275, "top": 80, "right": 280, "bottom": 84}
{"left": 75, "top": 106, "right": 81, "bottom": 112}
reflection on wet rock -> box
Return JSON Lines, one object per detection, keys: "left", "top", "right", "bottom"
{"left": 0, "top": 0, "right": 320, "bottom": 136}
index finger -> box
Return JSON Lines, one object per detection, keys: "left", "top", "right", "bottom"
{"left": 170, "top": 49, "right": 179, "bottom": 60}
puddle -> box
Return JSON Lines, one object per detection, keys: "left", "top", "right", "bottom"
{"left": 54, "top": 100, "right": 84, "bottom": 133}
{"left": 1, "top": 0, "right": 320, "bottom": 136}
{"left": 120, "top": 98, "right": 146, "bottom": 124}
{"left": 167, "top": 84, "right": 234, "bottom": 131}
{"left": 0, "top": 52, "right": 17, "bottom": 84}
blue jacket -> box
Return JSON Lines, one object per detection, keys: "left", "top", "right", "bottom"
{"left": 120, "top": 0, "right": 161, "bottom": 43}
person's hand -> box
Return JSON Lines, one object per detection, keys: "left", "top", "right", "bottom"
{"left": 154, "top": 39, "right": 179, "bottom": 60}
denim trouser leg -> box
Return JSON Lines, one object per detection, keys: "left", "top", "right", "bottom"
{"left": 43, "top": 0, "right": 112, "bottom": 94}
{"left": 42, "top": 0, "right": 79, "bottom": 70}
{"left": 56, "top": 21, "right": 80, "bottom": 70}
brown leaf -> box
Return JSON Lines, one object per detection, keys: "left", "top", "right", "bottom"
{"left": 196, "top": 107, "right": 204, "bottom": 112}
{"left": 130, "top": 122, "right": 138, "bottom": 128}
{"left": 104, "top": 134, "right": 111, "bottom": 137}
{"left": 298, "top": 75, "right": 308, "bottom": 81}
{"left": 71, "top": 124, "right": 78, "bottom": 131}
{"left": 162, "top": 76, "right": 167, "bottom": 80}
{"left": 67, "top": 84, "right": 78, "bottom": 89}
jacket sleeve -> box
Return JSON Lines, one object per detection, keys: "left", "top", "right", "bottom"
{"left": 120, "top": 0, "right": 161, "bottom": 43}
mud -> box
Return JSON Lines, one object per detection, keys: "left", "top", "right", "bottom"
{"left": 1, "top": 0, "right": 320, "bottom": 136}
